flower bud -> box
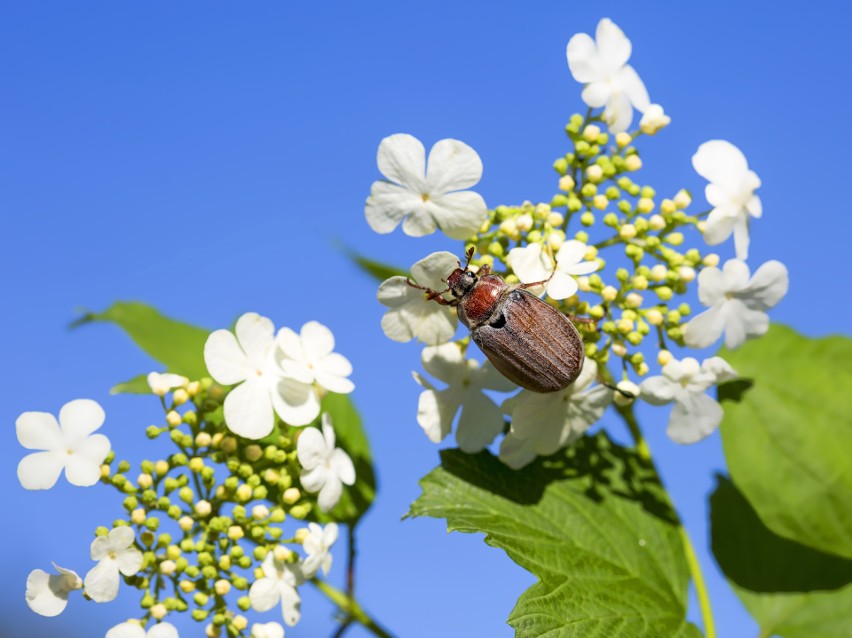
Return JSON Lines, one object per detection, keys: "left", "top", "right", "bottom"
{"left": 151, "top": 603, "right": 167, "bottom": 620}
{"left": 601, "top": 286, "right": 618, "bottom": 302}
{"left": 205, "top": 624, "right": 221, "bottom": 638}
{"left": 131, "top": 508, "right": 146, "bottom": 525}
{"left": 228, "top": 526, "right": 245, "bottom": 541}
{"left": 586, "top": 165, "right": 604, "bottom": 183}
{"left": 650, "top": 265, "right": 667, "bottom": 281}
{"left": 178, "top": 516, "right": 194, "bottom": 532}
{"left": 614, "top": 381, "right": 640, "bottom": 407}
{"left": 678, "top": 266, "right": 696, "bottom": 283}
{"left": 236, "top": 484, "right": 253, "bottom": 502}
{"left": 516, "top": 213, "right": 534, "bottom": 233}
{"left": 273, "top": 545, "right": 293, "bottom": 561}
{"left": 636, "top": 197, "right": 654, "bottom": 214}
{"left": 625, "top": 155, "right": 642, "bottom": 172}
{"left": 582, "top": 124, "right": 601, "bottom": 141}
{"left": 282, "top": 488, "right": 301, "bottom": 505}
{"left": 673, "top": 189, "right": 692, "bottom": 209}
{"left": 703, "top": 253, "right": 720, "bottom": 267}
{"left": 195, "top": 500, "right": 212, "bottom": 517}
{"left": 252, "top": 504, "right": 270, "bottom": 520}
{"left": 655, "top": 286, "right": 673, "bottom": 301}
{"left": 559, "top": 175, "right": 575, "bottom": 191}
{"left": 612, "top": 342, "right": 627, "bottom": 357}
{"left": 658, "top": 350, "right": 673, "bottom": 366}
{"left": 619, "top": 224, "right": 637, "bottom": 240}
{"left": 639, "top": 104, "right": 671, "bottom": 135}
{"left": 664, "top": 232, "right": 684, "bottom": 246}
{"left": 166, "top": 411, "right": 182, "bottom": 427}
{"left": 232, "top": 616, "right": 248, "bottom": 632}
{"left": 547, "top": 230, "right": 565, "bottom": 251}
{"left": 214, "top": 579, "right": 231, "bottom": 596}
{"left": 615, "top": 131, "right": 631, "bottom": 148}
{"left": 499, "top": 218, "right": 520, "bottom": 240}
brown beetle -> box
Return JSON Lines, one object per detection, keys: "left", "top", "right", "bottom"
{"left": 408, "top": 248, "right": 586, "bottom": 393}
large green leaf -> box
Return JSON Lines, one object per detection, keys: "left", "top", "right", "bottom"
{"left": 718, "top": 324, "right": 852, "bottom": 558}
{"left": 72, "top": 301, "right": 210, "bottom": 381}
{"left": 710, "top": 475, "right": 852, "bottom": 637}
{"left": 409, "top": 433, "right": 701, "bottom": 638}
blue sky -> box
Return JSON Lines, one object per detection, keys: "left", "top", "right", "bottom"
{"left": 2, "top": 2, "right": 850, "bottom": 637}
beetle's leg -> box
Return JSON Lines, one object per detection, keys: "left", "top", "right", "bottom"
{"left": 565, "top": 313, "right": 598, "bottom": 325}
{"left": 405, "top": 279, "right": 457, "bottom": 306}
{"left": 478, "top": 263, "right": 491, "bottom": 276}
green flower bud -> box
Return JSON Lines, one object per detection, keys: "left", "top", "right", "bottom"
{"left": 191, "top": 609, "right": 209, "bottom": 622}
{"left": 178, "top": 487, "right": 194, "bottom": 504}
{"left": 95, "top": 526, "right": 109, "bottom": 537}
{"left": 180, "top": 539, "right": 195, "bottom": 552}
{"left": 237, "top": 596, "right": 251, "bottom": 611}
{"left": 656, "top": 286, "right": 673, "bottom": 301}
{"left": 269, "top": 508, "right": 286, "bottom": 523}
{"left": 141, "top": 591, "right": 155, "bottom": 608}
{"left": 230, "top": 545, "right": 245, "bottom": 559}
{"left": 627, "top": 331, "right": 643, "bottom": 346}
{"left": 580, "top": 212, "right": 595, "bottom": 226}
{"left": 678, "top": 303, "right": 691, "bottom": 316}
{"left": 603, "top": 213, "right": 618, "bottom": 227}
{"left": 185, "top": 565, "right": 200, "bottom": 578}
{"left": 145, "top": 517, "right": 160, "bottom": 531}
{"left": 182, "top": 411, "right": 197, "bottom": 426}
{"left": 201, "top": 566, "right": 218, "bottom": 580}
{"left": 237, "top": 556, "right": 252, "bottom": 569}
{"left": 171, "top": 453, "right": 187, "bottom": 466}
{"left": 553, "top": 157, "right": 568, "bottom": 175}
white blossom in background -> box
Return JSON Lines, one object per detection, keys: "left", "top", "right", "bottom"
{"left": 297, "top": 414, "right": 356, "bottom": 512}
{"left": 640, "top": 356, "right": 737, "bottom": 444}
{"left": 25, "top": 563, "right": 81, "bottom": 616}
{"left": 249, "top": 551, "right": 304, "bottom": 626}
{"left": 378, "top": 251, "right": 459, "bottom": 345}
{"left": 83, "top": 527, "right": 143, "bottom": 603}
{"left": 204, "top": 313, "right": 320, "bottom": 438}
{"left": 16, "top": 399, "right": 111, "bottom": 490}
{"left": 566, "top": 18, "right": 650, "bottom": 132}
{"left": 414, "top": 342, "right": 517, "bottom": 453}
{"left": 639, "top": 103, "right": 671, "bottom": 135}
{"left": 146, "top": 372, "right": 188, "bottom": 396}
{"left": 365, "top": 133, "right": 488, "bottom": 239}
{"left": 301, "top": 522, "right": 338, "bottom": 578}
{"left": 508, "top": 240, "right": 599, "bottom": 300}
{"left": 684, "top": 259, "right": 789, "bottom": 349}
{"left": 692, "top": 140, "right": 762, "bottom": 260}
{"left": 275, "top": 321, "right": 354, "bottom": 397}
{"left": 500, "top": 359, "right": 612, "bottom": 469}
{"left": 252, "top": 623, "right": 285, "bottom": 638}
{"left": 106, "top": 622, "right": 179, "bottom": 638}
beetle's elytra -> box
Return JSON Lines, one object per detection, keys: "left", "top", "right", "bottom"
{"left": 409, "top": 248, "right": 585, "bottom": 393}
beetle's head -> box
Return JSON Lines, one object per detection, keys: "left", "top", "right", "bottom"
{"left": 446, "top": 267, "right": 477, "bottom": 298}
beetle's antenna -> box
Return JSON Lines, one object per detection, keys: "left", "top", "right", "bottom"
{"left": 463, "top": 246, "right": 475, "bottom": 270}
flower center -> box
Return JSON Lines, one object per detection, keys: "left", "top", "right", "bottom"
{"left": 108, "top": 551, "right": 117, "bottom": 560}
{"left": 421, "top": 193, "right": 430, "bottom": 202}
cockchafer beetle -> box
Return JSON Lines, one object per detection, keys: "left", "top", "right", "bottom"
{"left": 407, "top": 247, "right": 590, "bottom": 393}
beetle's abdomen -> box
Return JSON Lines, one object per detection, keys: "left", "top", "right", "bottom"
{"left": 472, "top": 289, "right": 584, "bottom": 393}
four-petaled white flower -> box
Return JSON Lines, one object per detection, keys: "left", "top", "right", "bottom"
{"left": 692, "top": 140, "right": 762, "bottom": 260}
{"left": 83, "top": 527, "right": 144, "bottom": 603}
{"left": 16, "top": 399, "right": 111, "bottom": 490}
{"left": 566, "top": 18, "right": 650, "bottom": 132}
{"left": 252, "top": 622, "right": 285, "bottom": 638}
{"left": 500, "top": 359, "right": 611, "bottom": 469}
{"left": 378, "top": 251, "right": 459, "bottom": 345}
{"left": 146, "top": 372, "right": 188, "bottom": 396}
{"left": 640, "top": 357, "right": 737, "bottom": 444}
{"left": 204, "top": 313, "right": 319, "bottom": 438}
{"left": 639, "top": 103, "right": 670, "bottom": 135}
{"left": 413, "top": 342, "right": 517, "bottom": 453}
{"left": 25, "top": 563, "right": 82, "bottom": 617}
{"left": 365, "top": 133, "right": 488, "bottom": 239}
{"left": 301, "top": 522, "right": 338, "bottom": 578}
{"left": 684, "top": 259, "right": 789, "bottom": 350}
{"left": 249, "top": 551, "right": 304, "bottom": 626}
{"left": 275, "top": 321, "right": 355, "bottom": 397}
{"left": 508, "top": 240, "right": 599, "bottom": 300}
{"left": 297, "top": 415, "right": 356, "bottom": 512}
{"left": 106, "top": 621, "right": 179, "bottom": 638}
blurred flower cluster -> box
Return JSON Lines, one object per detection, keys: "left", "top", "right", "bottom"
{"left": 19, "top": 314, "right": 357, "bottom": 637}
{"left": 366, "top": 18, "right": 788, "bottom": 466}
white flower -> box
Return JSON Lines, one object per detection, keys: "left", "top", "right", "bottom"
{"left": 414, "top": 342, "right": 517, "bottom": 453}
{"left": 297, "top": 414, "right": 356, "bottom": 512}
{"left": 692, "top": 140, "right": 762, "bottom": 260}
{"left": 500, "top": 359, "right": 611, "bottom": 469}
{"left": 16, "top": 399, "right": 111, "bottom": 490}
{"left": 377, "top": 251, "right": 459, "bottom": 345}
{"left": 507, "top": 241, "right": 599, "bottom": 300}
{"left": 301, "top": 522, "right": 338, "bottom": 578}
{"left": 146, "top": 372, "right": 188, "bottom": 396}
{"left": 83, "top": 527, "right": 144, "bottom": 603}
{"left": 275, "top": 321, "right": 354, "bottom": 396}
{"left": 566, "top": 18, "right": 650, "bottom": 132}
{"left": 106, "top": 621, "right": 179, "bottom": 638}
{"left": 365, "top": 133, "right": 488, "bottom": 239}
{"left": 639, "top": 103, "right": 670, "bottom": 135}
{"left": 684, "top": 259, "right": 789, "bottom": 349}
{"left": 249, "top": 552, "right": 304, "bottom": 626}
{"left": 204, "top": 313, "right": 319, "bottom": 438}
{"left": 252, "top": 623, "right": 285, "bottom": 638}
{"left": 25, "top": 563, "right": 81, "bottom": 616}
{"left": 640, "top": 357, "right": 737, "bottom": 444}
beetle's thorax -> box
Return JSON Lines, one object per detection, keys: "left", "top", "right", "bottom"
{"left": 455, "top": 273, "right": 509, "bottom": 329}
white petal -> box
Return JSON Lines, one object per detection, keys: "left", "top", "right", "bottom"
{"left": 506, "top": 390, "right": 564, "bottom": 441}
{"left": 377, "top": 276, "right": 420, "bottom": 310}
{"left": 318, "top": 474, "right": 344, "bottom": 512}
{"left": 147, "top": 372, "right": 188, "bottom": 394}
{"left": 667, "top": 392, "right": 723, "bottom": 444}
{"left": 411, "top": 251, "right": 462, "bottom": 290}
{"left": 105, "top": 623, "right": 146, "bottom": 638}
{"left": 572, "top": 358, "right": 599, "bottom": 392}
{"left": 275, "top": 326, "right": 305, "bottom": 363}
{"left": 84, "top": 559, "right": 120, "bottom": 602}
{"left": 59, "top": 399, "right": 105, "bottom": 440}
{"left": 381, "top": 296, "right": 455, "bottom": 344}
{"left": 596, "top": 18, "right": 631, "bottom": 69}
{"left": 555, "top": 240, "right": 588, "bottom": 268}
{"left": 64, "top": 454, "right": 103, "bottom": 488}
{"left": 747, "top": 194, "right": 763, "bottom": 218}
{"left": 300, "top": 465, "right": 329, "bottom": 494}
{"left": 701, "top": 357, "right": 737, "bottom": 383}
{"left": 732, "top": 216, "right": 750, "bottom": 261}
{"left": 421, "top": 342, "right": 465, "bottom": 384}
{"left": 639, "top": 376, "right": 678, "bottom": 405}
{"left": 108, "top": 526, "right": 136, "bottom": 550}
{"left": 26, "top": 569, "right": 70, "bottom": 617}
{"left": 204, "top": 329, "right": 249, "bottom": 385}
{"left": 702, "top": 207, "right": 736, "bottom": 246}
{"left": 72, "top": 433, "right": 110, "bottom": 463}
{"left": 376, "top": 133, "right": 426, "bottom": 191}
{"left": 683, "top": 306, "right": 725, "bottom": 349}
{"left": 271, "top": 378, "right": 319, "bottom": 427}
{"left": 692, "top": 140, "right": 750, "bottom": 191}
{"left": 321, "top": 414, "right": 336, "bottom": 450}
{"left": 455, "top": 391, "right": 504, "bottom": 453}
{"left": 476, "top": 359, "right": 519, "bottom": 393}
{"left": 252, "top": 622, "right": 285, "bottom": 638}
{"left": 300, "top": 321, "right": 335, "bottom": 362}
{"left": 249, "top": 577, "right": 281, "bottom": 612}
{"left": 116, "top": 547, "right": 144, "bottom": 576}
{"left": 425, "top": 138, "right": 483, "bottom": 194}
{"left": 16, "top": 411, "right": 62, "bottom": 451}
{"left": 604, "top": 90, "right": 634, "bottom": 133}
{"left": 723, "top": 301, "right": 769, "bottom": 349}
{"left": 148, "top": 623, "right": 180, "bottom": 638}
{"left": 323, "top": 522, "right": 340, "bottom": 546}
{"left": 565, "top": 385, "right": 612, "bottom": 437}
{"left": 417, "top": 388, "right": 460, "bottom": 443}
{"left": 581, "top": 81, "right": 611, "bottom": 108}
{"left": 223, "top": 378, "right": 275, "bottom": 439}
{"left": 330, "top": 448, "right": 356, "bottom": 485}
{"left": 722, "top": 259, "right": 751, "bottom": 292}
{"left": 696, "top": 266, "right": 725, "bottom": 307}
{"left": 508, "top": 243, "right": 551, "bottom": 283}
{"left": 744, "top": 260, "right": 788, "bottom": 309}
{"left": 498, "top": 432, "right": 538, "bottom": 469}
{"left": 279, "top": 583, "right": 301, "bottom": 626}
{"left": 18, "top": 451, "right": 65, "bottom": 490}
{"left": 314, "top": 355, "right": 355, "bottom": 394}
{"left": 297, "top": 426, "right": 328, "bottom": 471}
{"left": 545, "top": 271, "right": 579, "bottom": 300}
{"left": 365, "top": 181, "right": 426, "bottom": 235}
{"left": 401, "top": 205, "right": 439, "bottom": 237}
{"left": 566, "top": 33, "right": 602, "bottom": 83}
{"left": 235, "top": 313, "right": 276, "bottom": 365}
{"left": 618, "top": 65, "right": 650, "bottom": 112}
{"left": 426, "top": 191, "right": 488, "bottom": 240}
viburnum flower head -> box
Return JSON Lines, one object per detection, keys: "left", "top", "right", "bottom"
{"left": 16, "top": 399, "right": 111, "bottom": 490}
{"left": 692, "top": 140, "right": 762, "bottom": 260}
{"left": 566, "top": 18, "right": 651, "bottom": 132}
{"left": 414, "top": 342, "right": 517, "bottom": 453}
{"left": 106, "top": 622, "right": 179, "bottom": 638}
{"left": 25, "top": 563, "right": 82, "bottom": 617}
{"left": 146, "top": 372, "right": 188, "bottom": 396}
{"left": 640, "top": 356, "right": 737, "bottom": 444}
{"left": 301, "top": 522, "right": 338, "bottom": 578}
{"left": 365, "top": 133, "right": 488, "bottom": 239}
{"left": 84, "top": 527, "right": 144, "bottom": 603}
{"left": 684, "top": 259, "right": 789, "bottom": 349}
{"left": 297, "top": 414, "right": 356, "bottom": 512}
{"left": 508, "top": 240, "right": 599, "bottom": 300}
{"left": 378, "top": 251, "right": 459, "bottom": 345}
{"left": 249, "top": 551, "right": 304, "bottom": 626}
{"left": 500, "top": 359, "right": 611, "bottom": 469}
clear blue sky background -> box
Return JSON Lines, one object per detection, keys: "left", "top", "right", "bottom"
{"left": 2, "top": 2, "right": 850, "bottom": 637}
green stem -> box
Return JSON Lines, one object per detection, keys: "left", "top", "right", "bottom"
{"left": 617, "top": 405, "right": 716, "bottom": 638}
{"left": 312, "top": 579, "right": 394, "bottom": 638}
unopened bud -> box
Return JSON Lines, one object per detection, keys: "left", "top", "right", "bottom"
{"left": 615, "top": 132, "right": 632, "bottom": 148}
{"left": 582, "top": 124, "right": 601, "bottom": 142}
{"left": 658, "top": 350, "right": 673, "bottom": 366}
{"left": 558, "top": 175, "right": 575, "bottom": 192}
{"left": 282, "top": 488, "right": 301, "bottom": 505}
{"left": 645, "top": 309, "right": 664, "bottom": 326}
{"left": 179, "top": 516, "right": 194, "bottom": 532}
{"left": 195, "top": 500, "right": 212, "bottom": 517}
{"left": 214, "top": 579, "right": 231, "bottom": 596}
{"left": 673, "top": 189, "right": 692, "bottom": 209}
{"left": 614, "top": 381, "right": 640, "bottom": 407}
{"left": 601, "top": 286, "right": 618, "bottom": 302}
{"left": 625, "top": 155, "right": 642, "bottom": 172}
{"left": 151, "top": 603, "right": 167, "bottom": 620}
{"left": 166, "top": 411, "right": 182, "bottom": 427}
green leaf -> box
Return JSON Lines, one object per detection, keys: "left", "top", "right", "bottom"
{"left": 338, "top": 243, "right": 408, "bottom": 282}
{"left": 311, "top": 393, "right": 376, "bottom": 526}
{"left": 110, "top": 374, "right": 151, "bottom": 395}
{"left": 72, "top": 301, "right": 210, "bottom": 380}
{"left": 710, "top": 475, "right": 852, "bottom": 637}
{"left": 718, "top": 324, "right": 852, "bottom": 558}
{"left": 408, "top": 433, "right": 701, "bottom": 638}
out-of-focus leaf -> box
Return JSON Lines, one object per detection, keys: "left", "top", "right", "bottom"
{"left": 339, "top": 244, "right": 408, "bottom": 282}
{"left": 110, "top": 374, "right": 151, "bottom": 395}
